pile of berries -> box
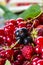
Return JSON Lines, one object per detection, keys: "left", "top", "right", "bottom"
{"left": 0, "top": 13, "right": 43, "bottom": 65}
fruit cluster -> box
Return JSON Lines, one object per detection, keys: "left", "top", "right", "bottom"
{"left": 0, "top": 13, "right": 43, "bottom": 65}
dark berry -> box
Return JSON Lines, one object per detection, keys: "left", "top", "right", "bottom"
{"left": 16, "top": 54, "right": 24, "bottom": 63}
{"left": 37, "top": 28, "right": 43, "bottom": 36}
{"left": 13, "top": 50, "right": 19, "bottom": 60}
{"left": 16, "top": 37, "right": 24, "bottom": 44}
{"left": 37, "top": 13, "right": 43, "bottom": 24}
{"left": 23, "top": 36, "right": 33, "bottom": 44}
{"left": 15, "top": 28, "right": 28, "bottom": 38}
{"left": 14, "top": 60, "right": 20, "bottom": 65}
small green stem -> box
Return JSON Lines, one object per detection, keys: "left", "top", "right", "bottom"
{"left": 27, "top": 12, "right": 42, "bottom": 23}
{"left": 2, "top": 39, "right": 20, "bottom": 50}
{"left": 10, "top": 39, "right": 20, "bottom": 49}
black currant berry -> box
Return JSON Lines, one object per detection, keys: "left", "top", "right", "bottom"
{"left": 15, "top": 28, "right": 28, "bottom": 39}
{"left": 23, "top": 37, "right": 33, "bottom": 44}
{"left": 16, "top": 37, "right": 24, "bottom": 44}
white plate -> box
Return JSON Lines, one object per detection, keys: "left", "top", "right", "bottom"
{"left": 8, "top": 5, "right": 31, "bottom": 13}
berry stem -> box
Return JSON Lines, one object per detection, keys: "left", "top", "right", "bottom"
{"left": 28, "top": 12, "right": 42, "bottom": 32}
{"left": 27, "top": 12, "right": 42, "bottom": 23}
{"left": 10, "top": 39, "right": 20, "bottom": 49}
{"left": 2, "top": 39, "right": 20, "bottom": 50}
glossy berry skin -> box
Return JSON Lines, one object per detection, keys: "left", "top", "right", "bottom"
{"left": 15, "top": 28, "right": 28, "bottom": 38}
{"left": 16, "top": 54, "right": 24, "bottom": 63}
{"left": 4, "top": 23, "right": 14, "bottom": 35}
{"left": 5, "top": 19, "right": 17, "bottom": 26}
{"left": 4, "top": 36, "right": 13, "bottom": 46}
{"left": 1, "top": 17, "right": 43, "bottom": 65}
{"left": 36, "top": 25, "right": 43, "bottom": 36}
{"left": 18, "top": 22, "right": 26, "bottom": 28}
{"left": 37, "top": 28, "right": 43, "bottom": 36}
{"left": 13, "top": 60, "right": 20, "bottom": 65}
{"left": 37, "top": 59, "right": 43, "bottom": 65}
{"left": 15, "top": 28, "right": 28, "bottom": 44}
{"left": 35, "top": 36, "right": 43, "bottom": 46}
{"left": 0, "top": 49, "right": 14, "bottom": 60}
{"left": 35, "top": 45, "right": 43, "bottom": 55}
{"left": 0, "top": 36, "right": 4, "bottom": 44}
{"left": 33, "top": 19, "right": 39, "bottom": 28}
{"left": 37, "top": 13, "right": 43, "bottom": 24}
{"left": 21, "top": 45, "right": 34, "bottom": 60}
{"left": 16, "top": 36, "right": 33, "bottom": 45}
{"left": 26, "top": 23, "right": 32, "bottom": 30}
{"left": 6, "top": 36, "right": 13, "bottom": 46}
{"left": 23, "top": 37, "right": 29, "bottom": 44}
{"left": 13, "top": 50, "right": 19, "bottom": 60}
{"left": 34, "top": 45, "right": 41, "bottom": 54}
{"left": 23, "top": 36, "right": 33, "bottom": 44}
{"left": 37, "top": 25, "right": 43, "bottom": 29}
{"left": 4, "top": 23, "right": 15, "bottom": 46}
{"left": 32, "top": 56, "right": 40, "bottom": 65}
{"left": 16, "top": 36, "right": 24, "bottom": 44}
{"left": 16, "top": 18, "right": 24, "bottom": 24}
{"left": 40, "top": 47, "right": 43, "bottom": 54}
{"left": 0, "top": 28, "right": 5, "bottom": 44}
{"left": 0, "top": 28, "right": 5, "bottom": 36}
{"left": 40, "top": 53, "right": 43, "bottom": 59}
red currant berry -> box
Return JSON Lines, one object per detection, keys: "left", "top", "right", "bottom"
{"left": 16, "top": 54, "right": 24, "bottom": 63}
{"left": 14, "top": 60, "right": 20, "bottom": 65}
{"left": 37, "top": 13, "right": 43, "bottom": 24}
{"left": 18, "top": 22, "right": 26, "bottom": 28}
{"left": 0, "top": 28, "right": 5, "bottom": 36}
{"left": 5, "top": 19, "right": 17, "bottom": 26}
{"left": 35, "top": 36, "right": 43, "bottom": 46}
{"left": 37, "top": 59, "right": 43, "bottom": 65}
{"left": 32, "top": 56, "right": 40, "bottom": 65}
{"left": 16, "top": 18, "right": 24, "bottom": 24}
{"left": 33, "top": 19, "right": 39, "bottom": 28}
{"left": 35, "top": 45, "right": 41, "bottom": 54}
{"left": 0, "top": 49, "right": 14, "bottom": 60}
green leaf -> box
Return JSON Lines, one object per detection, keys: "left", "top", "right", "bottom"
{"left": 5, "top": 60, "right": 11, "bottom": 65}
{"left": 19, "top": 4, "right": 41, "bottom": 20}
{"left": 3, "top": 12, "right": 18, "bottom": 20}
{"left": 0, "top": 5, "right": 18, "bottom": 20}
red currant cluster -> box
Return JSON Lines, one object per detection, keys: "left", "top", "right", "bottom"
{"left": 0, "top": 13, "right": 43, "bottom": 65}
